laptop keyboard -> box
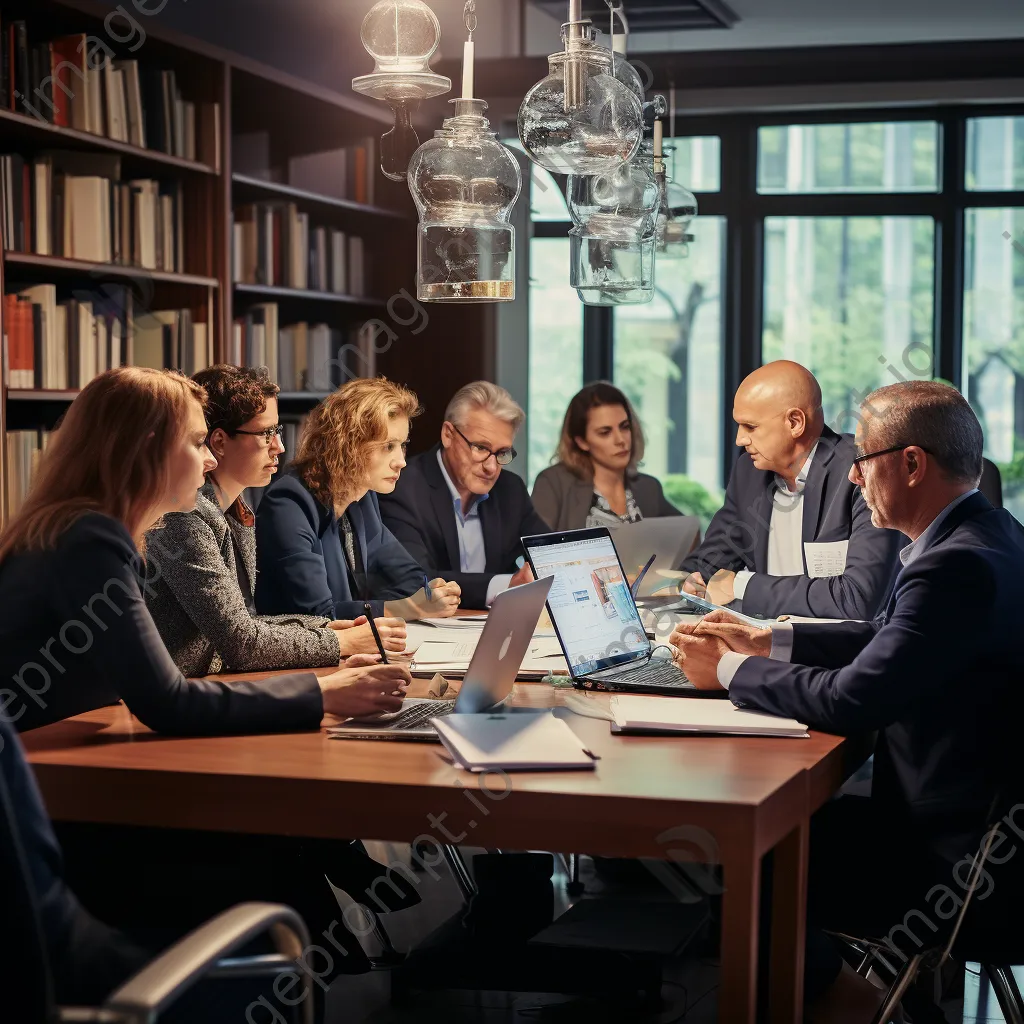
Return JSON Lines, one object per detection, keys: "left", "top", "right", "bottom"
{"left": 389, "top": 700, "right": 456, "bottom": 730}
{"left": 601, "top": 660, "right": 695, "bottom": 690}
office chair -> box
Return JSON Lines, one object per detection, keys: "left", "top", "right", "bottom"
{"left": 0, "top": 767, "right": 314, "bottom": 1024}
{"left": 981, "top": 458, "right": 1004, "bottom": 508}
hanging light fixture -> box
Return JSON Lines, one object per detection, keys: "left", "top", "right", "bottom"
{"left": 352, "top": 0, "right": 452, "bottom": 181}
{"left": 655, "top": 121, "right": 698, "bottom": 259}
{"left": 407, "top": 2, "right": 522, "bottom": 302}
{"left": 517, "top": 0, "right": 643, "bottom": 176}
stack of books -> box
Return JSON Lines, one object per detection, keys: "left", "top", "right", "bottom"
{"left": 6, "top": 429, "right": 49, "bottom": 519}
{"left": 3, "top": 284, "right": 209, "bottom": 390}
{"left": 2, "top": 23, "right": 220, "bottom": 165}
{"left": 1, "top": 150, "right": 185, "bottom": 271}
{"left": 230, "top": 303, "right": 377, "bottom": 390}
{"left": 233, "top": 203, "right": 366, "bottom": 295}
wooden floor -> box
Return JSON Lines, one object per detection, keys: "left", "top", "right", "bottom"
{"left": 321, "top": 844, "right": 1014, "bottom": 1024}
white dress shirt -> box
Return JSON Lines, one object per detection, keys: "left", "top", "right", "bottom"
{"left": 716, "top": 487, "right": 980, "bottom": 688}
{"left": 437, "top": 452, "right": 512, "bottom": 607}
{"left": 733, "top": 442, "right": 818, "bottom": 602}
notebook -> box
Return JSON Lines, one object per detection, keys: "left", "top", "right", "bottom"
{"left": 609, "top": 695, "right": 809, "bottom": 737}
{"left": 410, "top": 640, "right": 568, "bottom": 678}
{"left": 432, "top": 712, "right": 598, "bottom": 771}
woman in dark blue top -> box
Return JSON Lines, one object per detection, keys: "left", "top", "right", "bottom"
{"left": 255, "top": 377, "right": 462, "bottom": 620}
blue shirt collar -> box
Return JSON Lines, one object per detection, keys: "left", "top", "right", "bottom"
{"left": 899, "top": 489, "right": 979, "bottom": 567}
{"left": 437, "top": 450, "right": 488, "bottom": 519}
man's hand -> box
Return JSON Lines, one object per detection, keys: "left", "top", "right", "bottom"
{"left": 672, "top": 633, "right": 729, "bottom": 690}
{"left": 318, "top": 660, "right": 412, "bottom": 719}
{"left": 330, "top": 615, "right": 408, "bottom": 658}
{"left": 681, "top": 572, "right": 706, "bottom": 596}
{"left": 385, "top": 579, "right": 462, "bottom": 619}
{"left": 706, "top": 569, "right": 736, "bottom": 606}
{"left": 670, "top": 609, "right": 772, "bottom": 659}
{"left": 509, "top": 561, "right": 535, "bottom": 588}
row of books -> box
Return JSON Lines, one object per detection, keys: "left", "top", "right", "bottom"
{"left": 231, "top": 304, "right": 377, "bottom": 392}
{"left": 6, "top": 429, "right": 49, "bottom": 520}
{"left": 1, "top": 151, "right": 185, "bottom": 271}
{"left": 2, "top": 21, "right": 220, "bottom": 165}
{"left": 233, "top": 203, "right": 367, "bottom": 295}
{"left": 234, "top": 132, "right": 378, "bottom": 206}
{"left": 3, "top": 284, "right": 209, "bottom": 390}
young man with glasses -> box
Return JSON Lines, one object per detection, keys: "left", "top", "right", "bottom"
{"left": 379, "top": 381, "right": 550, "bottom": 609}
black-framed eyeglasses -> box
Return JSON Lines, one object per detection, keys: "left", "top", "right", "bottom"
{"left": 852, "top": 443, "right": 930, "bottom": 466}
{"left": 231, "top": 424, "right": 285, "bottom": 446}
{"left": 450, "top": 423, "right": 517, "bottom": 466}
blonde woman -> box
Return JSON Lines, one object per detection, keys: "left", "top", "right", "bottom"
{"left": 532, "top": 381, "right": 679, "bottom": 531}
{"left": 0, "top": 366, "right": 410, "bottom": 736}
{"left": 255, "top": 376, "right": 461, "bottom": 620}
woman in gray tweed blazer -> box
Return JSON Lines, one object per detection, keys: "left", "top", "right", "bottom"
{"left": 145, "top": 365, "right": 407, "bottom": 675}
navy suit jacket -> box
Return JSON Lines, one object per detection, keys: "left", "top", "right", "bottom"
{"left": 378, "top": 445, "right": 551, "bottom": 609}
{"left": 255, "top": 469, "right": 424, "bottom": 620}
{"left": 730, "top": 492, "right": 1024, "bottom": 860}
{"left": 679, "top": 426, "right": 904, "bottom": 619}
{"left": 1, "top": 711, "right": 147, "bottom": 1006}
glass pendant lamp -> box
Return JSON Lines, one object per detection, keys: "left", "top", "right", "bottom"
{"left": 407, "top": 3, "right": 522, "bottom": 301}
{"left": 517, "top": 0, "right": 643, "bottom": 176}
{"left": 654, "top": 120, "right": 698, "bottom": 258}
{"left": 352, "top": 0, "right": 451, "bottom": 181}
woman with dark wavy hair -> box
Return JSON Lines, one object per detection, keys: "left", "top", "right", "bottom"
{"left": 144, "top": 364, "right": 408, "bottom": 676}
{"left": 255, "top": 376, "right": 462, "bottom": 619}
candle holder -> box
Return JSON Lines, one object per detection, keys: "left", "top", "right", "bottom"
{"left": 352, "top": 0, "right": 452, "bottom": 181}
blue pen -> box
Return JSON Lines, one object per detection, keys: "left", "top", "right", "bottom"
{"left": 422, "top": 574, "right": 433, "bottom": 602}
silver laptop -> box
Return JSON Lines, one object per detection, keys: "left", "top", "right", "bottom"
{"left": 611, "top": 516, "right": 700, "bottom": 600}
{"left": 330, "top": 576, "right": 554, "bottom": 741}
{"left": 522, "top": 528, "right": 724, "bottom": 699}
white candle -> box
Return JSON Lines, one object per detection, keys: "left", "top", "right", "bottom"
{"left": 462, "top": 39, "right": 474, "bottom": 98}
{"left": 654, "top": 120, "right": 663, "bottom": 158}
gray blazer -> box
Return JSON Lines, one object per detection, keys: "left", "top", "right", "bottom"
{"left": 145, "top": 483, "right": 341, "bottom": 676}
{"left": 531, "top": 462, "right": 681, "bottom": 532}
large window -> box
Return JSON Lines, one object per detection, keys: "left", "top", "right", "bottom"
{"left": 614, "top": 216, "right": 725, "bottom": 523}
{"left": 966, "top": 117, "right": 1024, "bottom": 191}
{"left": 763, "top": 216, "right": 936, "bottom": 432}
{"left": 964, "top": 207, "right": 1024, "bottom": 519}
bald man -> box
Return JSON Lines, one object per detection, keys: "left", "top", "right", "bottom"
{"left": 677, "top": 360, "right": 903, "bottom": 619}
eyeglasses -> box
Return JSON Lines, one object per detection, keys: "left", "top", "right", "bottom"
{"left": 232, "top": 424, "right": 285, "bottom": 446}
{"left": 450, "top": 423, "right": 517, "bottom": 466}
{"left": 851, "top": 443, "right": 930, "bottom": 466}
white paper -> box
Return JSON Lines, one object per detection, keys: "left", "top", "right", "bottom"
{"left": 610, "top": 695, "right": 808, "bottom": 737}
{"left": 804, "top": 540, "right": 849, "bottom": 578}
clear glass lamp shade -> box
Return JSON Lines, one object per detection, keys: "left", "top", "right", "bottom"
{"left": 567, "top": 154, "right": 659, "bottom": 305}
{"left": 408, "top": 99, "right": 523, "bottom": 302}
{"left": 351, "top": 0, "right": 451, "bottom": 101}
{"left": 517, "top": 22, "right": 643, "bottom": 176}
{"left": 655, "top": 171, "right": 698, "bottom": 257}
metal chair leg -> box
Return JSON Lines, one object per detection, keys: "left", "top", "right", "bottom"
{"left": 442, "top": 844, "right": 477, "bottom": 902}
{"left": 869, "top": 951, "right": 928, "bottom": 1024}
{"left": 567, "top": 853, "right": 585, "bottom": 896}
{"left": 985, "top": 965, "right": 1024, "bottom": 1024}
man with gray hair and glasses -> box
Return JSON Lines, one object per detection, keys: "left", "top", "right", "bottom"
{"left": 380, "top": 381, "right": 550, "bottom": 609}
{"left": 671, "top": 381, "right": 1024, "bottom": 1024}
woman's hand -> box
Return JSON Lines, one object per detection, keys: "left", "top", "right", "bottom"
{"left": 329, "top": 615, "right": 408, "bottom": 659}
{"left": 317, "top": 657, "right": 412, "bottom": 719}
{"left": 385, "top": 579, "right": 462, "bottom": 620}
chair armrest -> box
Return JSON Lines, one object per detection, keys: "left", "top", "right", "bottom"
{"left": 102, "top": 902, "right": 311, "bottom": 1024}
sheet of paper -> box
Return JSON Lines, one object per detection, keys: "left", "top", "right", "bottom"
{"left": 412, "top": 640, "right": 477, "bottom": 665}
{"left": 804, "top": 540, "right": 849, "bottom": 578}
{"left": 527, "top": 637, "right": 564, "bottom": 658}
{"left": 433, "top": 712, "right": 595, "bottom": 771}
{"left": 417, "top": 616, "right": 487, "bottom": 629}
{"left": 405, "top": 622, "right": 480, "bottom": 654}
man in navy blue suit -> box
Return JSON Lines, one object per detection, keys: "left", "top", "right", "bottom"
{"left": 672, "top": 381, "right": 1024, "bottom": 1024}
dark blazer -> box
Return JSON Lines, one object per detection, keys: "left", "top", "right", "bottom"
{"left": 378, "top": 445, "right": 551, "bottom": 609}
{"left": 679, "top": 426, "right": 903, "bottom": 619}
{"left": 1, "top": 711, "right": 149, "bottom": 1006}
{"left": 145, "top": 483, "right": 341, "bottom": 676}
{"left": 255, "top": 469, "right": 423, "bottom": 620}
{"left": 729, "top": 492, "right": 1024, "bottom": 861}
{"left": 531, "top": 461, "right": 681, "bottom": 533}
{"left": 0, "top": 514, "right": 323, "bottom": 735}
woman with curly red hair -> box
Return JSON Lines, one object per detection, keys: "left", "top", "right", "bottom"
{"left": 255, "top": 376, "right": 462, "bottom": 619}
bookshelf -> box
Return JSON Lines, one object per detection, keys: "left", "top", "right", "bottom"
{"left": 0, "top": 0, "right": 495, "bottom": 521}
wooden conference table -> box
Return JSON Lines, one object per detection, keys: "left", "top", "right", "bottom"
{"left": 22, "top": 664, "right": 862, "bottom": 1024}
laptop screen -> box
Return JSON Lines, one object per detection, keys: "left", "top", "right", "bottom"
{"left": 523, "top": 529, "right": 650, "bottom": 678}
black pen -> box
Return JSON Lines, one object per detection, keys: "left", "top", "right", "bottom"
{"left": 363, "top": 602, "right": 389, "bottom": 664}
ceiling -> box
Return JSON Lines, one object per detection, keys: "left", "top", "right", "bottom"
{"left": 529, "top": 0, "right": 739, "bottom": 33}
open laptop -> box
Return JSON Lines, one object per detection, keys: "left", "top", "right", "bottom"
{"left": 611, "top": 516, "right": 701, "bottom": 601}
{"left": 329, "top": 576, "right": 554, "bottom": 741}
{"left": 521, "top": 527, "right": 725, "bottom": 699}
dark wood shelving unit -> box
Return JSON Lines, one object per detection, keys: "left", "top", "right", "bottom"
{"left": 4, "top": 253, "right": 220, "bottom": 289}
{"left": 232, "top": 174, "right": 410, "bottom": 223}
{"left": 7, "top": 390, "right": 79, "bottom": 402}
{"left": 233, "top": 283, "right": 385, "bottom": 307}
